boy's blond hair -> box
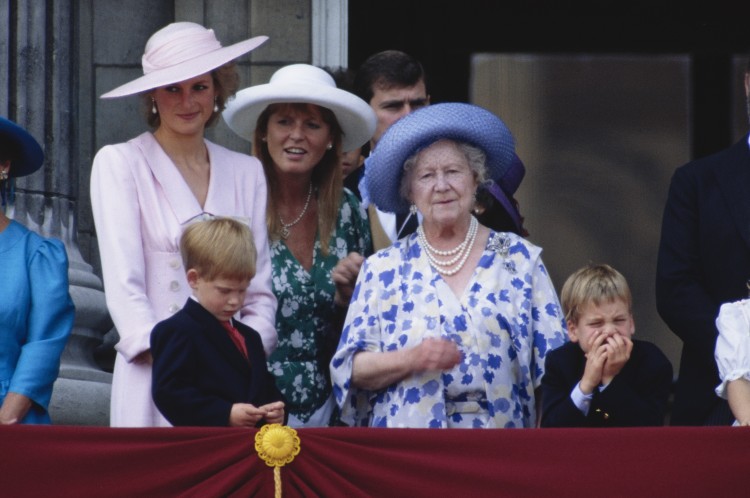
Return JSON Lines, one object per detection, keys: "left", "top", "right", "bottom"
{"left": 180, "top": 217, "right": 257, "bottom": 281}
{"left": 560, "top": 263, "right": 632, "bottom": 324}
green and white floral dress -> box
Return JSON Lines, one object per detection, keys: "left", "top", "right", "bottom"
{"left": 268, "top": 189, "right": 372, "bottom": 427}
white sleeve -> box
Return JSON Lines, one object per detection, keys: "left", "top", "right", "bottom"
{"left": 715, "top": 299, "right": 750, "bottom": 399}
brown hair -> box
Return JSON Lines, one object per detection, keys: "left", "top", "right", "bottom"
{"left": 180, "top": 217, "right": 257, "bottom": 281}
{"left": 253, "top": 102, "right": 343, "bottom": 255}
{"left": 142, "top": 62, "right": 240, "bottom": 128}
{"left": 353, "top": 50, "right": 428, "bottom": 104}
{"left": 560, "top": 263, "right": 632, "bottom": 325}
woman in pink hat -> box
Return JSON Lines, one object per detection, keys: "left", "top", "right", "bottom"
{"left": 223, "top": 64, "right": 376, "bottom": 427}
{"left": 90, "top": 22, "right": 277, "bottom": 427}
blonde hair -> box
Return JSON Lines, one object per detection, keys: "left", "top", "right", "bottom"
{"left": 253, "top": 102, "right": 343, "bottom": 255}
{"left": 180, "top": 217, "right": 257, "bottom": 281}
{"left": 560, "top": 263, "right": 632, "bottom": 324}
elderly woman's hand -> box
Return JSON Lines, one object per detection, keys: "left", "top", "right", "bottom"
{"left": 408, "top": 337, "right": 462, "bottom": 373}
{"left": 351, "top": 337, "right": 461, "bottom": 392}
{"left": 332, "top": 252, "right": 365, "bottom": 307}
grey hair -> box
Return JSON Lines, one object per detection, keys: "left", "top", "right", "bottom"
{"left": 399, "top": 139, "right": 488, "bottom": 203}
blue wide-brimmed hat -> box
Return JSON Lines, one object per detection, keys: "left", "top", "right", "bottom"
{"left": 0, "top": 117, "right": 44, "bottom": 177}
{"left": 364, "top": 102, "right": 517, "bottom": 214}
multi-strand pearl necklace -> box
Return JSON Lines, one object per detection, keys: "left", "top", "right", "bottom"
{"left": 279, "top": 183, "right": 312, "bottom": 239}
{"left": 417, "top": 216, "right": 479, "bottom": 276}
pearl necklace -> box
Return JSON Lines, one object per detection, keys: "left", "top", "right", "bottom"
{"left": 279, "top": 183, "right": 312, "bottom": 239}
{"left": 417, "top": 216, "right": 479, "bottom": 276}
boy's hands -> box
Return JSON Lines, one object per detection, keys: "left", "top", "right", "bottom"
{"left": 229, "top": 401, "right": 286, "bottom": 427}
{"left": 259, "top": 401, "right": 285, "bottom": 425}
{"left": 229, "top": 403, "right": 266, "bottom": 427}
{"left": 580, "top": 330, "right": 633, "bottom": 394}
{"left": 601, "top": 333, "right": 633, "bottom": 385}
{"left": 580, "top": 330, "right": 609, "bottom": 394}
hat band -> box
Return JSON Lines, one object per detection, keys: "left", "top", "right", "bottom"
{"left": 142, "top": 29, "right": 222, "bottom": 74}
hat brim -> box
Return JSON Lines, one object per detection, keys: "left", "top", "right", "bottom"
{"left": 365, "top": 103, "right": 516, "bottom": 214}
{"left": 223, "top": 82, "right": 376, "bottom": 152}
{"left": 0, "top": 117, "right": 44, "bottom": 177}
{"left": 100, "top": 36, "right": 268, "bottom": 98}
{"left": 482, "top": 180, "right": 524, "bottom": 233}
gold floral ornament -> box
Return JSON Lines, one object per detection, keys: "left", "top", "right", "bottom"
{"left": 255, "top": 424, "right": 301, "bottom": 498}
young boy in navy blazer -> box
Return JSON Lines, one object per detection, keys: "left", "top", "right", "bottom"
{"left": 151, "top": 217, "right": 285, "bottom": 427}
{"left": 541, "top": 264, "right": 672, "bottom": 427}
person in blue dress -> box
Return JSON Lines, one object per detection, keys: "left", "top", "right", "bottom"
{"left": 0, "top": 117, "right": 75, "bottom": 424}
{"left": 330, "top": 103, "right": 567, "bottom": 428}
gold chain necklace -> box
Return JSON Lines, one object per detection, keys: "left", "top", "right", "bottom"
{"left": 279, "top": 183, "right": 312, "bottom": 239}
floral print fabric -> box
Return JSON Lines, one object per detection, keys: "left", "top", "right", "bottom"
{"left": 268, "top": 189, "right": 372, "bottom": 424}
{"left": 331, "top": 230, "right": 567, "bottom": 428}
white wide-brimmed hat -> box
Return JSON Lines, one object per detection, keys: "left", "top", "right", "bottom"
{"left": 101, "top": 22, "right": 268, "bottom": 98}
{"left": 222, "top": 64, "right": 376, "bottom": 152}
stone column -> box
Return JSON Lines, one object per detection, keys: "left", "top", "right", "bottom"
{"left": 4, "top": 1, "right": 112, "bottom": 425}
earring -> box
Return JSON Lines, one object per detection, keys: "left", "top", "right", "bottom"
{"left": 262, "top": 137, "right": 267, "bottom": 142}
{"left": 409, "top": 204, "right": 417, "bottom": 215}
{"left": 0, "top": 168, "right": 8, "bottom": 181}
{"left": 151, "top": 98, "right": 157, "bottom": 115}
{"left": 326, "top": 143, "right": 333, "bottom": 150}
{"left": 213, "top": 97, "right": 219, "bottom": 113}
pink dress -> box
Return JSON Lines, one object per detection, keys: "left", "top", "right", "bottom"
{"left": 91, "top": 132, "right": 277, "bottom": 427}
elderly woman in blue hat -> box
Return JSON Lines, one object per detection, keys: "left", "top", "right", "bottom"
{"left": 0, "top": 117, "right": 74, "bottom": 424}
{"left": 223, "top": 64, "right": 376, "bottom": 427}
{"left": 330, "top": 103, "right": 567, "bottom": 428}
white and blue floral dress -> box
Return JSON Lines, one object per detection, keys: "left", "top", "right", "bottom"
{"left": 330, "top": 230, "right": 567, "bottom": 428}
{"left": 268, "top": 189, "right": 372, "bottom": 426}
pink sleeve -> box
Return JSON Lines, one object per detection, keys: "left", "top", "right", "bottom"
{"left": 90, "top": 144, "right": 157, "bottom": 362}
{"left": 237, "top": 159, "right": 278, "bottom": 356}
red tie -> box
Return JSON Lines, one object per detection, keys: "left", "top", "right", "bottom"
{"left": 221, "top": 320, "right": 249, "bottom": 362}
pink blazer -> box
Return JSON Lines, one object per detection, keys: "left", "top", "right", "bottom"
{"left": 91, "top": 132, "right": 277, "bottom": 427}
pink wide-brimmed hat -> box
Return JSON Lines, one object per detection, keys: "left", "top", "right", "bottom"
{"left": 101, "top": 22, "right": 268, "bottom": 98}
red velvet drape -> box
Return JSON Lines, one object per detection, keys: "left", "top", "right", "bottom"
{"left": 0, "top": 425, "right": 744, "bottom": 497}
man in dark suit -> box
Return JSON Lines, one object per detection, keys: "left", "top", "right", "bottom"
{"left": 655, "top": 61, "right": 750, "bottom": 426}
{"left": 345, "top": 50, "right": 430, "bottom": 249}
{"left": 150, "top": 218, "right": 285, "bottom": 427}
{"left": 331, "top": 51, "right": 432, "bottom": 306}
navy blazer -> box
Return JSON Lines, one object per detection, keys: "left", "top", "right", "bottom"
{"left": 151, "top": 298, "right": 285, "bottom": 427}
{"left": 656, "top": 135, "right": 750, "bottom": 425}
{"left": 540, "top": 340, "right": 673, "bottom": 428}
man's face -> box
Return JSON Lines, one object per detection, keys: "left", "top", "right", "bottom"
{"left": 369, "top": 79, "right": 429, "bottom": 148}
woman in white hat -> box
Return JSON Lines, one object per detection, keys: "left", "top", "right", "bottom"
{"left": 223, "top": 64, "right": 376, "bottom": 427}
{"left": 90, "top": 22, "right": 276, "bottom": 427}
{"left": 330, "top": 103, "right": 566, "bottom": 428}
{"left": 1, "top": 117, "right": 74, "bottom": 424}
